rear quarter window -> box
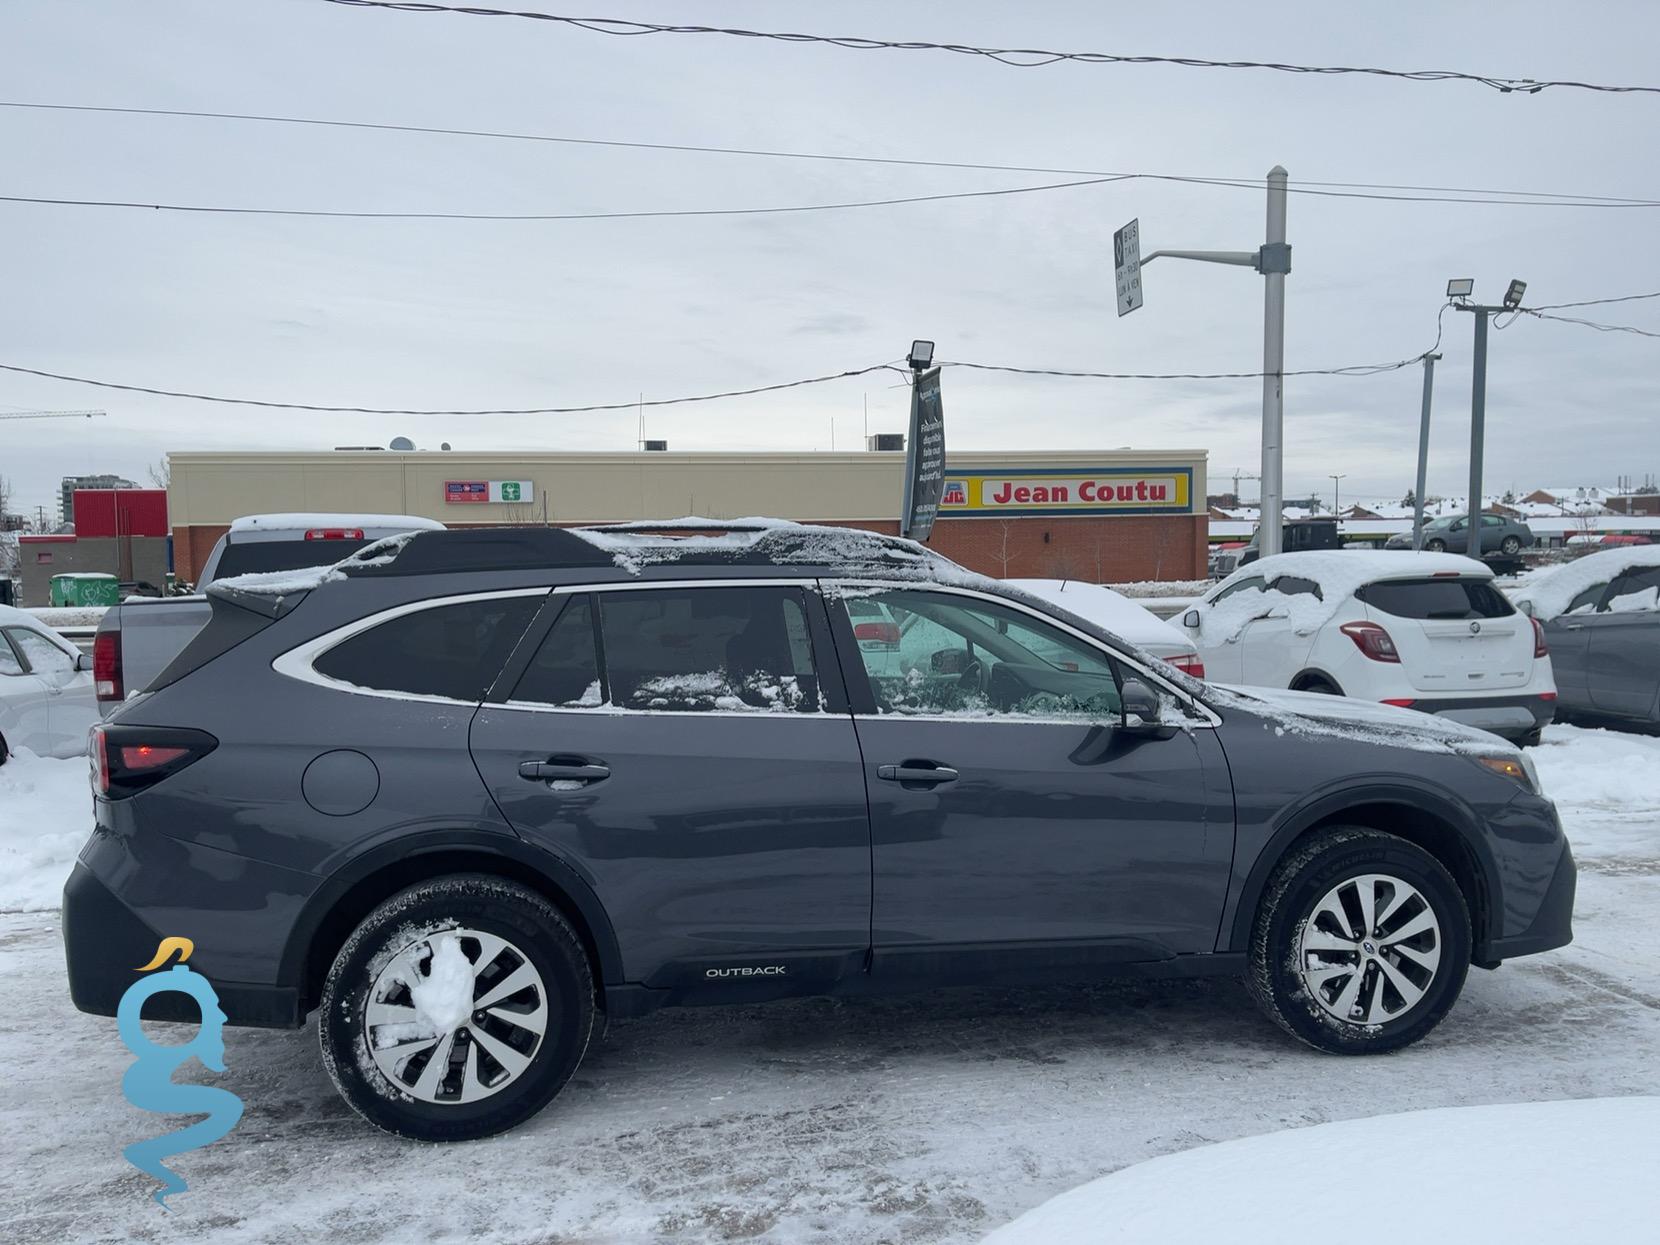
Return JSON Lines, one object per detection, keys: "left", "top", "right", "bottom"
{"left": 1359, "top": 578, "right": 1514, "bottom": 620}
{"left": 312, "top": 595, "right": 542, "bottom": 701}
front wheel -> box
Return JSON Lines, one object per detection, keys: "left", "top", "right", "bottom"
{"left": 1247, "top": 827, "right": 1470, "bottom": 1054}
{"left": 319, "top": 875, "right": 595, "bottom": 1141}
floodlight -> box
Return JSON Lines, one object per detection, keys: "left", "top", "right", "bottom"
{"left": 1446, "top": 278, "right": 1474, "bottom": 299}
{"left": 907, "top": 339, "right": 935, "bottom": 371}
{"left": 1503, "top": 279, "right": 1528, "bottom": 310}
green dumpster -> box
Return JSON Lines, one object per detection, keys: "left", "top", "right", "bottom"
{"left": 49, "top": 573, "right": 120, "bottom": 608}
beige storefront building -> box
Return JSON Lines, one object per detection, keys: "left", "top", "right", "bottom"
{"left": 168, "top": 448, "right": 1209, "bottom": 584}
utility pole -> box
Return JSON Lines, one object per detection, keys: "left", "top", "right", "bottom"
{"left": 1328, "top": 474, "right": 1347, "bottom": 516}
{"left": 1412, "top": 353, "right": 1440, "bottom": 549}
{"left": 1137, "top": 166, "right": 1292, "bottom": 556}
{"left": 1448, "top": 278, "right": 1526, "bottom": 558}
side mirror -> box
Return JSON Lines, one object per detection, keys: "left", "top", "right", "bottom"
{"left": 75, "top": 652, "right": 93, "bottom": 672}
{"left": 1120, "top": 677, "right": 1178, "bottom": 738}
{"left": 1181, "top": 608, "right": 1201, "bottom": 629}
{"left": 1516, "top": 599, "right": 1535, "bottom": 618}
{"left": 930, "top": 648, "right": 969, "bottom": 675}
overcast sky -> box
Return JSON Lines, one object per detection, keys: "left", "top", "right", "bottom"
{"left": 3, "top": 0, "right": 1658, "bottom": 520}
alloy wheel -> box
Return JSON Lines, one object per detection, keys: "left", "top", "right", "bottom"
{"left": 365, "top": 928, "right": 549, "bottom": 1105}
{"left": 1296, "top": 873, "right": 1443, "bottom": 1026}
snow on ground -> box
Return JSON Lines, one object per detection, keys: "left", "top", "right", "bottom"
{"left": 26, "top": 605, "right": 109, "bottom": 629}
{"left": 982, "top": 1097, "right": 1660, "bottom": 1244}
{"left": 0, "top": 747, "right": 88, "bottom": 912}
{"left": 0, "top": 723, "right": 1656, "bottom": 1243}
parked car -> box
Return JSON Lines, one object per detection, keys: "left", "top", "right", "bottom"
{"left": 1238, "top": 516, "right": 1341, "bottom": 566}
{"left": 91, "top": 513, "right": 444, "bottom": 718}
{"left": 0, "top": 604, "right": 98, "bottom": 762}
{"left": 66, "top": 523, "right": 1575, "bottom": 1141}
{"left": 1386, "top": 514, "right": 1533, "bottom": 555}
{"left": 1003, "top": 578, "right": 1205, "bottom": 676}
{"left": 1180, "top": 550, "right": 1555, "bottom": 744}
{"left": 1510, "top": 546, "right": 1660, "bottom": 729}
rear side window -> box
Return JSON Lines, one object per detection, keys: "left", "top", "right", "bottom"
{"left": 598, "top": 586, "right": 821, "bottom": 712}
{"left": 1359, "top": 578, "right": 1514, "bottom": 620}
{"left": 511, "top": 595, "right": 603, "bottom": 707}
{"left": 212, "top": 538, "right": 372, "bottom": 581}
{"left": 314, "top": 595, "right": 541, "bottom": 701}
{"left": 1604, "top": 566, "right": 1660, "bottom": 610}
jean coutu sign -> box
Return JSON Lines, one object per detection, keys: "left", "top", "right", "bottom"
{"left": 939, "top": 468, "right": 1192, "bottom": 516}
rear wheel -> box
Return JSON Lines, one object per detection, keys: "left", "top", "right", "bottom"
{"left": 1425, "top": 538, "right": 1447, "bottom": 552}
{"left": 1500, "top": 535, "right": 1523, "bottom": 555}
{"left": 319, "top": 875, "right": 595, "bottom": 1141}
{"left": 1247, "top": 827, "right": 1470, "bottom": 1054}
{"left": 1292, "top": 675, "right": 1342, "bottom": 696}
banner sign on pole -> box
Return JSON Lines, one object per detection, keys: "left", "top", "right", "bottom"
{"left": 901, "top": 367, "right": 946, "bottom": 542}
{"left": 1114, "top": 218, "right": 1143, "bottom": 317}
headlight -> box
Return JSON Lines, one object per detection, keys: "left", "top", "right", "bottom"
{"left": 1475, "top": 752, "right": 1541, "bottom": 794}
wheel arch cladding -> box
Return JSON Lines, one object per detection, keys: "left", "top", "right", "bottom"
{"left": 1229, "top": 795, "right": 1494, "bottom": 954}
{"left": 284, "top": 835, "right": 623, "bottom": 1015}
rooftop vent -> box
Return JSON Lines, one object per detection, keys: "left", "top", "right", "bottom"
{"left": 867, "top": 433, "right": 904, "bottom": 452}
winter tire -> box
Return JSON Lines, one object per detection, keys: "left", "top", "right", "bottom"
{"left": 1247, "top": 827, "right": 1470, "bottom": 1055}
{"left": 319, "top": 875, "right": 595, "bottom": 1141}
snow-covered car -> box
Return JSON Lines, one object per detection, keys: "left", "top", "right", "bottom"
{"left": 1510, "top": 546, "right": 1660, "bottom": 728}
{"left": 1179, "top": 551, "right": 1556, "bottom": 743}
{"left": 1004, "top": 579, "right": 1204, "bottom": 677}
{"left": 0, "top": 604, "right": 98, "bottom": 763}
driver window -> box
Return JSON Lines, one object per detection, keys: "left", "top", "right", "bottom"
{"left": 840, "top": 589, "right": 1122, "bottom": 720}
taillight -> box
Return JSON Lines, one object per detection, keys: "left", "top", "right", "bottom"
{"left": 1531, "top": 616, "right": 1549, "bottom": 658}
{"left": 89, "top": 724, "right": 218, "bottom": 799}
{"left": 93, "top": 630, "right": 123, "bottom": 702}
{"left": 853, "top": 621, "right": 901, "bottom": 645}
{"left": 1339, "top": 620, "right": 1401, "bottom": 663}
{"left": 305, "top": 527, "right": 364, "bottom": 540}
{"left": 1169, "top": 654, "right": 1206, "bottom": 678}
{"left": 1381, "top": 697, "right": 1417, "bottom": 708}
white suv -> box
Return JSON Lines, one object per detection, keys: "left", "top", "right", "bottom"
{"left": 1180, "top": 551, "right": 1555, "bottom": 743}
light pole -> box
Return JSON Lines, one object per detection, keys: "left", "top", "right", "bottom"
{"left": 1448, "top": 278, "right": 1527, "bottom": 557}
{"left": 1138, "top": 166, "right": 1292, "bottom": 557}
{"left": 1329, "top": 474, "right": 1346, "bottom": 517}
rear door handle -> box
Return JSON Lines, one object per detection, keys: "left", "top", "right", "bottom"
{"left": 877, "top": 762, "right": 958, "bottom": 785}
{"left": 518, "top": 759, "right": 610, "bottom": 784}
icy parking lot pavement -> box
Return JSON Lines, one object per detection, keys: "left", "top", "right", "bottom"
{"left": 2, "top": 723, "right": 1657, "bottom": 1243}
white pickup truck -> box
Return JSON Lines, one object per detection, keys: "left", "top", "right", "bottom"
{"left": 92, "top": 514, "right": 444, "bottom": 716}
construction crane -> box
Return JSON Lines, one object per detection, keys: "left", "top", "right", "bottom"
{"left": 0, "top": 409, "right": 107, "bottom": 421}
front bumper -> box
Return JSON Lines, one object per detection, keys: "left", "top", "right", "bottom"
{"left": 63, "top": 862, "right": 302, "bottom": 1027}
{"left": 1479, "top": 840, "right": 1577, "bottom": 965}
{"left": 1397, "top": 693, "right": 1556, "bottom": 740}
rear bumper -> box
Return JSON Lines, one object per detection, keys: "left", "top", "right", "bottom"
{"left": 1397, "top": 693, "right": 1556, "bottom": 740}
{"left": 63, "top": 862, "right": 302, "bottom": 1028}
{"left": 1479, "top": 840, "right": 1576, "bottom": 964}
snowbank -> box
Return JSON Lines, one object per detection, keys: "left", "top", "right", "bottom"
{"left": 1532, "top": 723, "right": 1660, "bottom": 822}
{"left": 1510, "top": 545, "right": 1660, "bottom": 620}
{"left": 1105, "top": 579, "right": 1211, "bottom": 598}
{"left": 1003, "top": 580, "right": 1190, "bottom": 651}
{"left": 0, "top": 748, "right": 89, "bottom": 912}
{"left": 25, "top": 606, "right": 109, "bottom": 629}
{"left": 980, "top": 1097, "right": 1660, "bottom": 1244}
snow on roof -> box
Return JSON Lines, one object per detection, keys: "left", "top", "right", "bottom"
{"left": 210, "top": 532, "right": 421, "bottom": 598}
{"left": 568, "top": 518, "right": 961, "bottom": 578}
{"left": 1509, "top": 545, "right": 1660, "bottom": 620}
{"left": 227, "top": 513, "right": 446, "bottom": 533}
{"left": 1003, "top": 579, "right": 1192, "bottom": 653}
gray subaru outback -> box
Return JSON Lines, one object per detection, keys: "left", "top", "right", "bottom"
{"left": 64, "top": 523, "right": 1575, "bottom": 1141}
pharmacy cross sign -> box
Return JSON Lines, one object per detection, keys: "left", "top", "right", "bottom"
{"left": 499, "top": 482, "right": 521, "bottom": 502}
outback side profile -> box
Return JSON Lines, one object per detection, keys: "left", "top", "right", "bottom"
{"left": 64, "top": 523, "right": 1576, "bottom": 1141}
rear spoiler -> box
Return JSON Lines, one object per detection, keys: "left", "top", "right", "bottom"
{"left": 204, "top": 581, "right": 313, "bottom": 620}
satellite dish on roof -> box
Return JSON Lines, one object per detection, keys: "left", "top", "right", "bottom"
{"left": 389, "top": 435, "right": 415, "bottom": 451}
{"left": 440, "top": 442, "right": 452, "bottom": 451}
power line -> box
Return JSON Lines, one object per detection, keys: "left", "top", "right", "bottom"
{"left": 318, "top": 0, "right": 1660, "bottom": 97}
{"left": 1524, "top": 290, "right": 1660, "bottom": 312}
{"left": 0, "top": 176, "right": 1128, "bottom": 222}
{"left": 1520, "top": 309, "right": 1660, "bottom": 339}
{"left": 0, "top": 342, "right": 1447, "bottom": 417}
{"left": 5, "top": 101, "right": 1657, "bottom": 209}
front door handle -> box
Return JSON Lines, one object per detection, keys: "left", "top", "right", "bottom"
{"left": 518, "top": 759, "right": 610, "bottom": 785}
{"left": 877, "top": 762, "right": 958, "bottom": 785}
